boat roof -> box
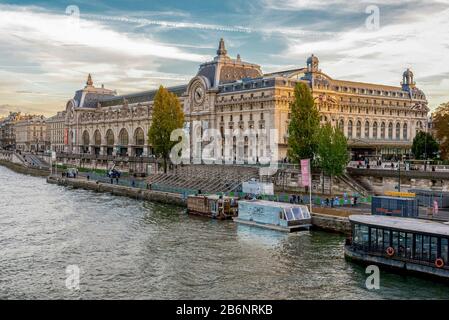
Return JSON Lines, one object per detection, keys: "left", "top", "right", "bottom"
{"left": 239, "top": 199, "right": 307, "bottom": 209}
{"left": 349, "top": 215, "right": 449, "bottom": 236}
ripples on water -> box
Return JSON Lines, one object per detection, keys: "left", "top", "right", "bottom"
{"left": 1, "top": 165, "right": 449, "bottom": 299}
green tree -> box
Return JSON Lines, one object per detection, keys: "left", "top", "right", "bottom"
{"left": 287, "top": 82, "right": 320, "bottom": 166}
{"left": 148, "top": 86, "right": 185, "bottom": 173}
{"left": 316, "top": 123, "right": 349, "bottom": 195}
{"left": 432, "top": 102, "right": 449, "bottom": 160}
{"left": 411, "top": 131, "right": 439, "bottom": 160}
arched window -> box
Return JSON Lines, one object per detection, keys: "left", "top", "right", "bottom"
{"left": 94, "top": 130, "right": 101, "bottom": 146}
{"left": 106, "top": 129, "right": 114, "bottom": 146}
{"left": 381, "top": 122, "right": 386, "bottom": 139}
{"left": 338, "top": 119, "right": 344, "bottom": 131}
{"left": 396, "top": 123, "right": 401, "bottom": 140}
{"left": 373, "top": 122, "right": 378, "bottom": 139}
{"left": 356, "top": 121, "right": 362, "bottom": 138}
{"left": 82, "top": 130, "right": 89, "bottom": 146}
{"left": 416, "top": 121, "right": 423, "bottom": 135}
{"left": 348, "top": 120, "right": 353, "bottom": 138}
{"left": 134, "top": 128, "right": 145, "bottom": 146}
{"left": 403, "top": 123, "right": 408, "bottom": 140}
{"left": 119, "top": 128, "right": 129, "bottom": 146}
{"left": 388, "top": 122, "right": 393, "bottom": 140}
{"left": 364, "top": 121, "right": 370, "bottom": 138}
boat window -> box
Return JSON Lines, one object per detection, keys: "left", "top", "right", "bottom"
{"left": 392, "top": 231, "right": 399, "bottom": 253}
{"left": 415, "top": 234, "right": 423, "bottom": 260}
{"left": 377, "top": 229, "right": 383, "bottom": 252}
{"left": 406, "top": 233, "right": 413, "bottom": 259}
{"left": 284, "top": 209, "right": 294, "bottom": 221}
{"left": 291, "top": 207, "right": 308, "bottom": 220}
{"left": 422, "top": 235, "right": 430, "bottom": 262}
{"left": 383, "top": 229, "right": 391, "bottom": 249}
{"left": 354, "top": 224, "right": 361, "bottom": 245}
{"left": 399, "top": 232, "right": 406, "bottom": 258}
{"left": 442, "top": 238, "right": 448, "bottom": 264}
{"left": 430, "top": 237, "right": 438, "bottom": 262}
{"left": 361, "top": 225, "right": 369, "bottom": 247}
{"left": 370, "top": 227, "right": 377, "bottom": 250}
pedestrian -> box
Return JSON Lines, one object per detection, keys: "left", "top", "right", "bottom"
{"left": 350, "top": 197, "right": 354, "bottom": 207}
{"left": 325, "top": 198, "right": 330, "bottom": 207}
{"left": 354, "top": 196, "right": 358, "bottom": 206}
{"left": 87, "top": 174, "right": 90, "bottom": 181}
{"left": 132, "top": 180, "right": 135, "bottom": 187}
{"left": 116, "top": 177, "right": 119, "bottom": 184}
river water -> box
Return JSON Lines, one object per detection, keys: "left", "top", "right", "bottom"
{"left": 1, "top": 165, "right": 449, "bottom": 299}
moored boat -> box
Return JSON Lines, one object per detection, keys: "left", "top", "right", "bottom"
{"left": 233, "top": 199, "right": 311, "bottom": 232}
{"left": 187, "top": 194, "right": 238, "bottom": 220}
{"left": 345, "top": 215, "right": 449, "bottom": 280}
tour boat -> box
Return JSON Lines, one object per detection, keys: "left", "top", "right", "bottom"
{"left": 345, "top": 215, "right": 449, "bottom": 280}
{"left": 233, "top": 199, "right": 312, "bottom": 232}
{"left": 186, "top": 194, "right": 238, "bottom": 220}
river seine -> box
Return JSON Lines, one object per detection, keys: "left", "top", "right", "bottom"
{"left": 1, "top": 165, "right": 449, "bottom": 299}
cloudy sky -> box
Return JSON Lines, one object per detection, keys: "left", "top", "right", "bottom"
{"left": 1, "top": 0, "right": 449, "bottom": 117}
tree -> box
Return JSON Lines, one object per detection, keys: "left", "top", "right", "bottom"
{"left": 287, "top": 82, "right": 320, "bottom": 166}
{"left": 148, "top": 86, "right": 185, "bottom": 173}
{"left": 411, "top": 131, "right": 439, "bottom": 160}
{"left": 316, "top": 123, "right": 349, "bottom": 195}
{"left": 432, "top": 102, "right": 449, "bottom": 160}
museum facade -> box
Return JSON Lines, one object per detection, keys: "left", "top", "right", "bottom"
{"left": 61, "top": 39, "right": 429, "bottom": 162}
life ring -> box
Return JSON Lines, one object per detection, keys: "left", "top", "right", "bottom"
{"left": 435, "top": 258, "right": 445, "bottom": 268}
{"left": 386, "top": 247, "right": 395, "bottom": 257}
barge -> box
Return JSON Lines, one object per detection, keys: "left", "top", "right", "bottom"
{"left": 345, "top": 215, "right": 449, "bottom": 280}
{"left": 187, "top": 194, "right": 238, "bottom": 220}
{"left": 233, "top": 199, "right": 311, "bottom": 232}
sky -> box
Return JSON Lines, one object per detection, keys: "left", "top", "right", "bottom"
{"left": 1, "top": 0, "right": 449, "bottom": 117}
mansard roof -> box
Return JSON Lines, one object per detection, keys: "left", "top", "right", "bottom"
{"left": 99, "top": 85, "right": 187, "bottom": 108}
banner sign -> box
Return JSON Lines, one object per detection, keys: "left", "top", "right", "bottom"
{"left": 301, "top": 159, "right": 310, "bottom": 187}
{"left": 64, "top": 128, "right": 69, "bottom": 145}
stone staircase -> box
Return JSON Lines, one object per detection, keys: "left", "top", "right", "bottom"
{"left": 147, "top": 164, "right": 260, "bottom": 194}
{"left": 337, "top": 172, "right": 372, "bottom": 197}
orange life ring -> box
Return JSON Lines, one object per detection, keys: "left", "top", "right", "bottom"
{"left": 435, "top": 258, "right": 445, "bottom": 268}
{"left": 386, "top": 247, "right": 395, "bottom": 257}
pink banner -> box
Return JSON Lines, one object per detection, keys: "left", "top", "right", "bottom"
{"left": 301, "top": 159, "right": 310, "bottom": 187}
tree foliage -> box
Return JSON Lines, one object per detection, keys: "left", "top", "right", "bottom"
{"left": 316, "top": 123, "right": 349, "bottom": 178}
{"left": 432, "top": 102, "right": 449, "bottom": 160}
{"left": 411, "top": 131, "right": 439, "bottom": 160}
{"left": 287, "top": 82, "right": 320, "bottom": 166}
{"left": 148, "top": 86, "right": 185, "bottom": 172}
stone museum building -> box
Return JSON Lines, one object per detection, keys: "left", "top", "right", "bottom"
{"left": 61, "top": 38, "right": 429, "bottom": 162}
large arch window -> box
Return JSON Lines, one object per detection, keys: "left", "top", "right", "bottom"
{"left": 373, "top": 122, "right": 378, "bottom": 139}
{"left": 94, "top": 130, "right": 101, "bottom": 146}
{"left": 348, "top": 120, "right": 353, "bottom": 138}
{"left": 403, "top": 123, "right": 408, "bottom": 140}
{"left": 356, "top": 121, "right": 362, "bottom": 138}
{"left": 134, "top": 128, "right": 145, "bottom": 146}
{"left": 388, "top": 122, "right": 393, "bottom": 140}
{"left": 119, "top": 128, "right": 129, "bottom": 146}
{"left": 338, "top": 119, "right": 344, "bottom": 131}
{"left": 82, "top": 130, "right": 89, "bottom": 153}
{"left": 396, "top": 123, "right": 401, "bottom": 140}
{"left": 381, "top": 122, "right": 386, "bottom": 139}
{"left": 364, "top": 121, "right": 370, "bottom": 138}
{"left": 105, "top": 129, "right": 114, "bottom": 156}
{"left": 106, "top": 129, "right": 114, "bottom": 146}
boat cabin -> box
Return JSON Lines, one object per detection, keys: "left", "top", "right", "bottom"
{"left": 234, "top": 200, "right": 311, "bottom": 232}
{"left": 187, "top": 194, "right": 238, "bottom": 220}
{"left": 346, "top": 215, "right": 449, "bottom": 279}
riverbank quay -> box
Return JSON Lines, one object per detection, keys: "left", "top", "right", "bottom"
{"left": 46, "top": 175, "right": 186, "bottom": 207}
{"left": 46, "top": 175, "right": 352, "bottom": 234}
{"left": 0, "top": 156, "right": 352, "bottom": 234}
{"left": 0, "top": 159, "right": 49, "bottom": 177}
